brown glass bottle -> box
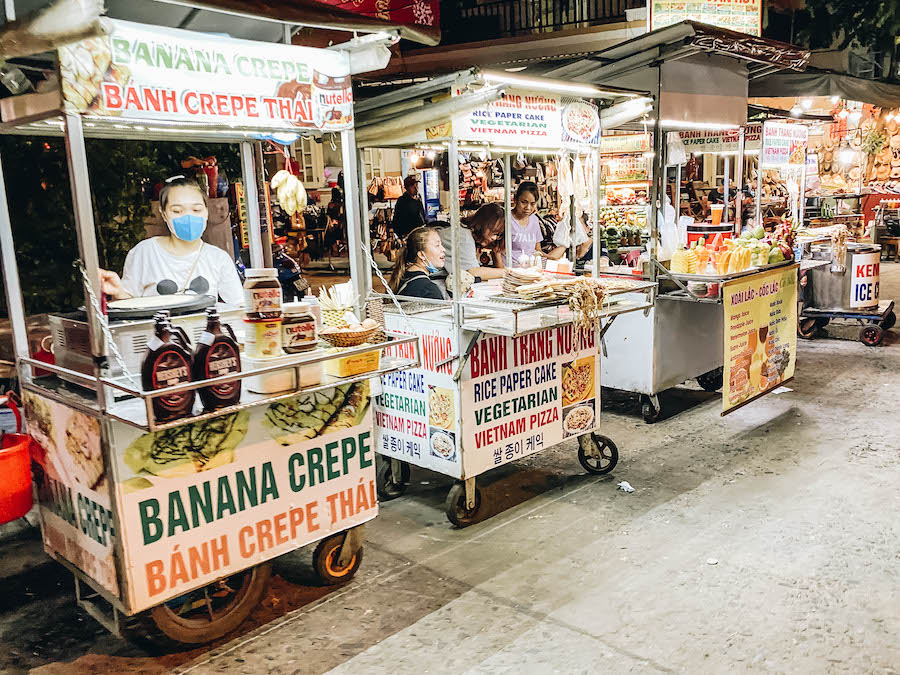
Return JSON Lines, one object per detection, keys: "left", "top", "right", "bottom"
{"left": 193, "top": 308, "right": 242, "bottom": 411}
{"left": 142, "top": 316, "right": 195, "bottom": 423}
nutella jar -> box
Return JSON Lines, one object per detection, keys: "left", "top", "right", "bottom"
{"left": 243, "top": 268, "right": 282, "bottom": 320}
{"left": 312, "top": 70, "right": 353, "bottom": 130}
{"left": 282, "top": 302, "right": 318, "bottom": 354}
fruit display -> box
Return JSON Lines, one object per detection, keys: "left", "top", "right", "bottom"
{"left": 669, "top": 223, "right": 794, "bottom": 277}
{"left": 270, "top": 169, "right": 308, "bottom": 216}
{"left": 606, "top": 186, "right": 648, "bottom": 205}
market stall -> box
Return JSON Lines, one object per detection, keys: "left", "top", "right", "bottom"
{"left": 538, "top": 22, "right": 809, "bottom": 422}
{"left": 0, "top": 20, "right": 421, "bottom": 645}
{"left": 353, "top": 70, "right": 656, "bottom": 525}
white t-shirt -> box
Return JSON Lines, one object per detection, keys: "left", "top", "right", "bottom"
{"left": 120, "top": 238, "right": 243, "bottom": 306}
{"left": 552, "top": 219, "right": 590, "bottom": 249}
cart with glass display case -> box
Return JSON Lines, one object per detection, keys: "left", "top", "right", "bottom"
{"left": 0, "top": 20, "right": 422, "bottom": 646}
{"left": 353, "top": 70, "right": 656, "bottom": 526}
{"left": 538, "top": 22, "right": 810, "bottom": 423}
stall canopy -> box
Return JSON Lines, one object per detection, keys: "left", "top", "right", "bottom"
{"left": 749, "top": 68, "right": 900, "bottom": 109}
{"left": 4, "top": 0, "right": 440, "bottom": 45}
{"left": 531, "top": 21, "right": 810, "bottom": 128}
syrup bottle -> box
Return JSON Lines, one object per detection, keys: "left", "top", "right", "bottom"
{"left": 142, "top": 315, "right": 195, "bottom": 423}
{"left": 193, "top": 308, "right": 242, "bottom": 411}
{"left": 155, "top": 311, "right": 191, "bottom": 350}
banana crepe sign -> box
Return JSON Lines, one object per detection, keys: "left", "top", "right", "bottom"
{"left": 111, "top": 382, "right": 375, "bottom": 609}
{"left": 59, "top": 19, "right": 354, "bottom": 131}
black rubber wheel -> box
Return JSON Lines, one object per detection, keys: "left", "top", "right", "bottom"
{"left": 140, "top": 561, "right": 272, "bottom": 646}
{"left": 313, "top": 533, "right": 364, "bottom": 585}
{"left": 445, "top": 482, "right": 483, "bottom": 528}
{"left": 577, "top": 434, "right": 618, "bottom": 474}
{"left": 860, "top": 324, "right": 884, "bottom": 346}
{"left": 376, "top": 459, "right": 410, "bottom": 501}
{"left": 814, "top": 317, "right": 830, "bottom": 329}
{"left": 640, "top": 395, "right": 660, "bottom": 424}
{"left": 798, "top": 318, "right": 818, "bottom": 339}
{"left": 696, "top": 367, "right": 724, "bottom": 392}
{"left": 881, "top": 311, "right": 896, "bottom": 330}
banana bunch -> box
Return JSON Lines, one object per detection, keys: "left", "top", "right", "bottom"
{"left": 270, "top": 170, "right": 308, "bottom": 216}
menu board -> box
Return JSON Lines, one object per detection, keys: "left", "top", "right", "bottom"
{"left": 23, "top": 392, "right": 120, "bottom": 598}
{"left": 460, "top": 325, "right": 600, "bottom": 477}
{"left": 722, "top": 264, "right": 798, "bottom": 414}
{"left": 108, "top": 383, "right": 376, "bottom": 610}
{"left": 452, "top": 87, "right": 601, "bottom": 148}
{"left": 761, "top": 122, "right": 809, "bottom": 170}
{"left": 678, "top": 123, "right": 763, "bottom": 154}
{"left": 376, "top": 315, "right": 462, "bottom": 477}
{"left": 651, "top": 0, "right": 762, "bottom": 36}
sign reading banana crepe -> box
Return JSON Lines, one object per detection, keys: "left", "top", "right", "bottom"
{"left": 111, "top": 382, "right": 375, "bottom": 609}
{"left": 58, "top": 19, "right": 354, "bottom": 131}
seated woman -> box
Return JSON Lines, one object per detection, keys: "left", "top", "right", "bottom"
{"left": 99, "top": 176, "right": 243, "bottom": 305}
{"left": 438, "top": 202, "right": 507, "bottom": 281}
{"left": 547, "top": 212, "right": 608, "bottom": 264}
{"left": 388, "top": 226, "right": 447, "bottom": 299}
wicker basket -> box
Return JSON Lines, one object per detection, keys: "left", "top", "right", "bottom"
{"left": 319, "top": 326, "right": 379, "bottom": 347}
{"left": 365, "top": 298, "right": 388, "bottom": 344}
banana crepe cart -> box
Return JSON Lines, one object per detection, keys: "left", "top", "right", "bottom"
{"left": 0, "top": 20, "right": 421, "bottom": 645}
{"left": 538, "top": 23, "right": 811, "bottom": 422}
{"left": 352, "top": 70, "right": 656, "bottom": 526}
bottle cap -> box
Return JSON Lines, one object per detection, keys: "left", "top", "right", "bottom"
{"left": 283, "top": 302, "right": 311, "bottom": 315}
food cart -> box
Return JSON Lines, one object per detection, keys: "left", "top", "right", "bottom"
{"left": 539, "top": 22, "right": 810, "bottom": 422}
{"left": 0, "top": 20, "right": 420, "bottom": 645}
{"left": 353, "top": 70, "right": 656, "bottom": 526}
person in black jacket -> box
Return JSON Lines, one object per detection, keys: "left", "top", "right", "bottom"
{"left": 391, "top": 175, "right": 426, "bottom": 239}
{"left": 388, "top": 226, "right": 447, "bottom": 300}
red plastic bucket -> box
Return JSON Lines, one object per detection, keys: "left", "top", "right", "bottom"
{"left": 0, "top": 433, "right": 33, "bottom": 524}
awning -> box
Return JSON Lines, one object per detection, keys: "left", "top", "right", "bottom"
{"left": 749, "top": 69, "right": 900, "bottom": 109}
{"left": 4, "top": 0, "right": 439, "bottom": 46}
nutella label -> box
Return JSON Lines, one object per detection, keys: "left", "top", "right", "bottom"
{"left": 245, "top": 287, "right": 282, "bottom": 316}
{"left": 312, "top": 70, "right": 353, "bottom": 130}
{"left": 282, "top": 318, "right": 317, "bottom": 352}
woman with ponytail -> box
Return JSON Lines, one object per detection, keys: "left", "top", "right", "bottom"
{"left": 389, "top": 226, "right": 447, "bottom": 300}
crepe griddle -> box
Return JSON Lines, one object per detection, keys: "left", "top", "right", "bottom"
{"left": 99, "top": 294, "right": 215, "bottom": 320}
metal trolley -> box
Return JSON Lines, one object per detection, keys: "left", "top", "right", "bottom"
{"left": 352, "top": 70, "right": 656, "bottom": 526}
{"left": 0, "top": 19, "right": 420, "bottom": 645}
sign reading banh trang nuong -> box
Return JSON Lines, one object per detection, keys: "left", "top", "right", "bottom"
{"left": 461, "top": 325, "right": 601, "bottom": 476}
{"left": 59, "top": 19, "right": 353, "bottom": 131}
{"left": 451, "top": 87, "right": 601, "bottom": 148}
{"left": 110, "top": 381, "right": 375, "bottom": 609}
{"left": 722, "top": 264, "right": 798, "bottom": 415}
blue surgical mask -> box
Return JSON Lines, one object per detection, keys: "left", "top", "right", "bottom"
{"left": 420, "top": 252, "right": 439, "bottom": 274}
{"left": 168, "top": 214, "right": 206, "bottom": 242}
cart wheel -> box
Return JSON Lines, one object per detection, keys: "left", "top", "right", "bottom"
{"left": 798, "top": 318, "right": 818, "bottom": 339}
{"left": 376, "top": 459, "right": 410, "bottom": 501}
{"left": 313, "top": 533, "right": 364, "bottom": 585}
{"left": 139, "top": 561, "right": 272, "bottom": 646}
{"left": 860, "top": 324, "right": 884, "bottom": 346}
{"left": 640, "top": 395, "right": 660, "bottom": 424}
{"left": 445, "top": 482, "right": 483, "bottom": 528}
{"left": 881, "top": 311, "right": 896, "bottom": 330}
{"left": 577, "top": 433, "right": 618, "bottom": 474}
{"left": 696, "top": 367, "right": 724, "bottom": 392}
{"left": 814, "top": 317, "right": 830, "bottom": 329}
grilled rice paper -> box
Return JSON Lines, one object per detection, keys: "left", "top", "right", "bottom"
{"left": 263, "top": 384, "right": 352, "bottom": 445}
{"left": 123, "top": 411, "right": 250, "bottom": 478}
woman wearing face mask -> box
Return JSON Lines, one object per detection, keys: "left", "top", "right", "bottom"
{"left": 389, "top": 226, "right": 447, "bottom": 300}
{"left": 99, "top": 176, "right": 243, "bottom": 305}
{"left": 509, "top": 181, "right": 545, "bottom": 264}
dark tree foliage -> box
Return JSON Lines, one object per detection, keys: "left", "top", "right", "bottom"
{"left": 796, "top": 0, "right": 900, "bottom": 77}
{"left": 0, "top": 137, "right": 240, "bottom": 316}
